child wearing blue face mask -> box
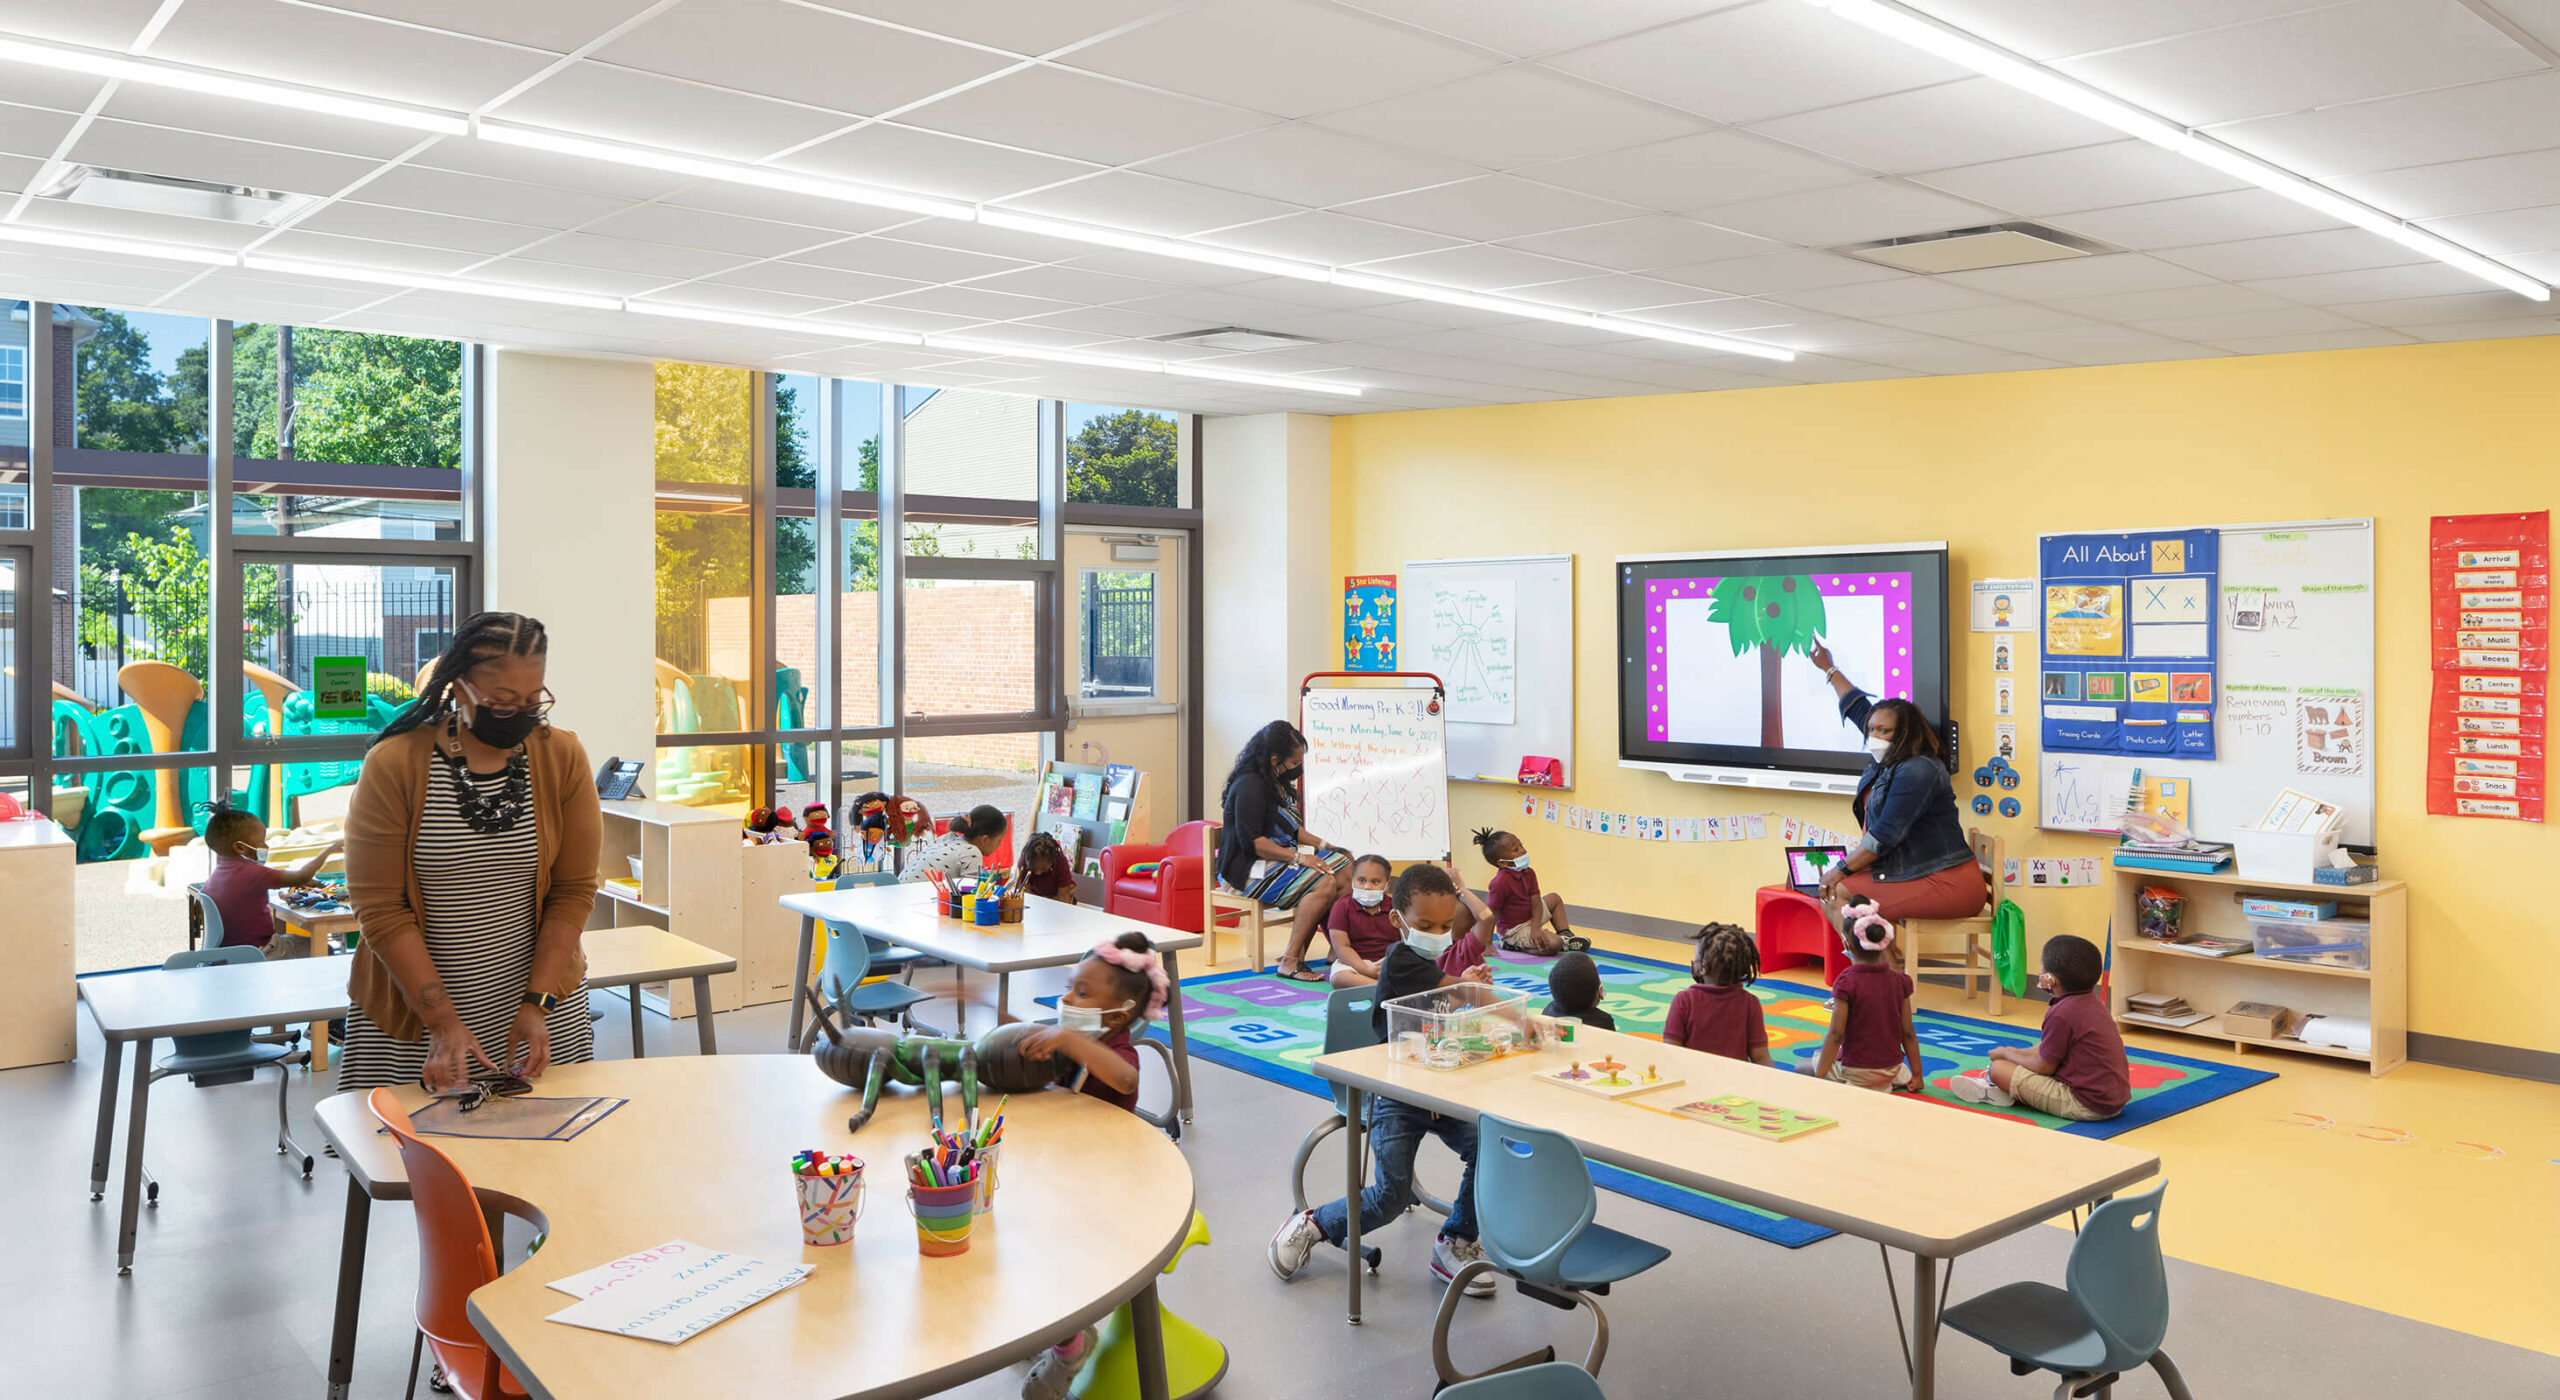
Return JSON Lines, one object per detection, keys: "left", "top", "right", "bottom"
{"left": 1471, "top": 827, "right": 1584, "bottom": 955}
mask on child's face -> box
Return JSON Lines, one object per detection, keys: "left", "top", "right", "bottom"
{"left": 237, "top": 843, "right": 270, "bottom": 863}
{"left": 1055, "top": 1000, "right": 1131, "bottom": 1036}
{"left": 1351, "top": 886, "right": 1387, "bottom": 907}
{"left": 1506, "top": 854, "right": 1532, "bottom": 871}
{"left": 1403, "top": 929, "right": 1453, "bottom": 958}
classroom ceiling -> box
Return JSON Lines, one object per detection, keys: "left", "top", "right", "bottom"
{"left": 2, "top": 0, "right": 2558, "bottom": 415}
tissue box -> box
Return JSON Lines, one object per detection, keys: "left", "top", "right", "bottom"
{"left": 1382, "top": 984, "right": 1531, "bottom": 1071}
{"left": 2313, "top": 863, "right": 2379, "bottom": 886}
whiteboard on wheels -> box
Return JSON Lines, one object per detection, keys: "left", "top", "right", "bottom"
{"left": 1300, "top": 684, "right": 1451, "bottom": 859}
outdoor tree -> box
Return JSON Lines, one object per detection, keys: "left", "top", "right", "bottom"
{"left": 232, "top": 325, "right": 464, "bottom": 469}
{"left": 1709, "top": 575, "right": 1826, "bottom": 750}
{"left": 1066, "top": 408, "right": 1177, "bottom": 507}
{"left": 75, "top": 527, "right": 285, "bottom": 679}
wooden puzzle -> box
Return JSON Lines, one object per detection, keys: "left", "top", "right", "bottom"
{"left": 1533, "top": 1055, "right": 1682, "bottom": 1100}
{"left": 1669, "top": 1094, "right": 1837, "bottom": 1141}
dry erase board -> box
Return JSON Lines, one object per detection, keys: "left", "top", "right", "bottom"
{"left": 2037, "top": 519, "right": 2374, "bottom": 845}
{"left": 1399, "top": 553, "right": 1574, "bottom": 788}
{"left": 1301, "top": 683, "right": 1450, "bottom": 859}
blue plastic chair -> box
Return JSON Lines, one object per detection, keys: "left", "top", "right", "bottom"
{"left": 1431, "top": 1115, "right": 1671, "bottom": 1385}
{"left": 1286, "top": 986, "right": 1454, "bottom": 1250}
{"left": 150, "top": 947, "right": 314, "bottom": 1191}
{"left": 187, "top": 883, "right": 227, "bottom": 951}
{"left": 1438, "top": 1361, "right": 1608, "bottom": 1400}
{"left": 1942, "top": 1184, "right": 2194, "bottom": 1400}
{"left": 795, "top": 919, "right": 938, "bottom": 1051}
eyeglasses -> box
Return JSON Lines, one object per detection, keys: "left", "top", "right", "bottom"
{"left": 455, "top": 1076, "right": 533, "bottom": 1111}
{"left": 467, "top": 685, "right": 555, "bottom": 719}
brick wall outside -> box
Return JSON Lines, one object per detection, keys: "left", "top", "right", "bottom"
{"left": 702, "top": 585, "right": 1038, "bottom": 773}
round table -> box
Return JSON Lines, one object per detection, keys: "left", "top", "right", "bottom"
{"left": 315, "top": 1056, "right": 1194, "bottom": 1399}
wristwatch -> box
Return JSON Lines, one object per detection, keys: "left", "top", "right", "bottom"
{"left": 521, "top": 991, "right": 561, "bottom": 1013}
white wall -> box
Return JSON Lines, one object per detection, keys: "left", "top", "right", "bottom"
{"left": 485, "top": 350, "right": 655, "bottom": 781}
{"left": 1201, "top": 412, "right": 1331, "bottom": 809}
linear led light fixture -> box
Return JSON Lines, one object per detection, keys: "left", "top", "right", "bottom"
{"left": 976, "top": 209, "right": 1331, "bottom": 282}
{"left": 0, "top": 223, "right": 239, "bottom": 266}
{"left": 622, "top": 298, "right": 927, "bottom": 345}
{"left": 240, "top": 255, "right": 625, "bottom": 310}
{"left": 477, "top": 123, "right": 976, "bottom": 222}
{"left": 1799, "top": 0, "right": 2549, "bottom": 301}
{"left": 0, "top": 35, "right": 467, "bottom": 134}
{"left": 1332, "top": 269, "right": 1798, "bottom": 361}
{"left": 925, "top": 332, "right": 1365, "bottom": 396}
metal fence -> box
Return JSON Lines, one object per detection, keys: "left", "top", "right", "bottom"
{"left": 1082, "top": 582, "right": 1154, "bottom": 699}
{"left": 60, "top": 575, "right": 455, "bottom": 712}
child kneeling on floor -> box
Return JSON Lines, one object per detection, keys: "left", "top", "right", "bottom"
{"left": 1951, "top": 934, "right": 2129, "bottom": 1121}
{"left": 1806, "top": 900, "right": 1924, "bottom": 1092}
{"left": 1270, "top": 862, "right": 1497, "bottom": 1298}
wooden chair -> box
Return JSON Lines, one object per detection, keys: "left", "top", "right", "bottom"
{"left": 1901, "top": 828, "right": 2003, "bottom": 1015}
{"left": 1199, "top": 822, "right": 1321, "bottom": 973}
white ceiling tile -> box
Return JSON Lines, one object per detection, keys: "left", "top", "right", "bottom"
{"left": 868, "top": 284, "right": 1083, "bottom": 322}
{"left": 868, "top": 216, "right": 1076, "bottom": 262}
{"left": 1553, "top": 3, "right": 1969, "bottom": 125}
{"left": 1137, "top": 125, "right": 1484, "bottom": 209}
{"left": 1016, "top": 305, "right": 1212, "bottom": 339}
{"left": 2129, "top": 307, "right": 2368, "bottom": 340}
{"left": 506, "top": 231, "right": 750, "bottom": 280}
{"left": 408, "top": 138, "right": 692, "bottom": 201}
{"left": 1057, "top": 248, "right": 1262, "bottom": 287}
{"left": 0, "top": 58, "right": 110, "bottom": 115}
{"left": 357, "top": 163, "right": 643, "bottom": 229}
{"left": 1940, "top": 252, "right": 2216, "bottom": 300}
{"left": 1611, "top": 297, "right": 1799, "bottom": 333}
{"left": 1655, "top": 249, "right": 1905, "bottom": 296}
{"left": 67, "top": 119, "right": 384, "bottom": 198}
{"left": 2049, "top": 189, "right": 2346, "bottom": 249}
{"left": 1335, "top": 0, "right": 1741, "bottom": 58}
{"left": 1205, "top": 276, "right": 1416, "bottom": 312}
{"left": 597, "top": 1, "right": 1009, "bottom": 116}
{"left": 2414, "top": 204, "right": 2560, "bottom": 257}
{"left": 148, "top": 0, "right": 558, "bottom": 110}
{"left": 1747, "top": 79, "right": 2123, "bottom": 176}
{"left": 779, "top": 125, "right": 1099, "bottom": 204}
{"left": 1694, "top": 181, "right": 2003, "bottom": 246}
{"left": 292, "top": 201, "right": 551, "bottom": 256}
{"left": 95, "top": 86, "right": 424, "bottom": 161}
{"left": 0, "top": 102, "right": 75, "bottom": 162}
{"left": 701, "top": 260, "right": 929, "bottom": 303}
{"left": 234, "top": 228, "right": 480, "bottom": 274}
{"left": 1872, "top": 302, "right": 2096, "bottom": 338}
{"left": 2336, "top": 148, "right": 2560, "bottom": 223}
{"left": 957, "top": 264, "right": 1173, "bottom": 304}
{"left": 1352, "top": 244, "right": 1601, "bottom": 292}
{"left": 0, "top": 0, "right": 170, "bottom": 48}
{"left": 13, "top": 198, "right": 271, "bottom": 252}
{"left": 635, "top": 283, "right": 847, "bottom": 319}
{"left": 1839, "top": 340, "right": 2064, "bottom": 374}
{"left": 1065, "top": 0, "right": 1497, "bottom": 118}
{"left": 2405, "top": 317, "right": 2560, "bottom": 344}
{"left": 1201, "top": 211, "right": 1459, "bottom": 265}
{"left": 2199, "top": 328, "right": 2422, "bottom": 354}
{"left": 653, "top": 184, "right": 911, "bottom": 238}
{"left": 996, "top": 172, "right": 1301, "bottom": 238}
{"left": 1505, "top": 215, "right": 1775, "bottom": 272}
{"left": 2242, "top": 262, "right": 2502, "bottom": 306}
{"left": 792, "top": 236, "right": 1036, "bottom": 284}
{"left": 899, "top": 66, "right": 1270, "bottom": 167}
{"left": 1339, "top": 176, "right": 1647, "bottom": 243}
{"left": 1780, "top": 276, "right": 2004, "bottom": 318}
{"left": 1315, "top": 67, "right": 1700, "bottom": 169}
{"left": 2209, "top": 71, "right": 2560, "bottom": 181}
{"left": 1520, "top": 129, "right": 1865, "bottom": 212}
{"left": 487, "top": 61, "right": 856, "bottom": 163}
{"left": 1910, "top": 140, "right": 2250, "bottom": 218}
{"left": 2154, "top": 228, "right": 2435, "bottom": 282}
{"left": 2514, "top": 249, "right": 2560, "bottom": 281}
{"left": 579, "top": 203, "right": 845, "bottom": 259}
{"left": 1903, "top": 0, "right": 2341, "bottom": 62}
{"left": 2334, "top": 289, "right": 2556, "bottom": 327}
{"left": 317, "top": 1, "right": 671, "bottom": 53}
{"left": 0, "top": 152, "right": 43, "bottom": 194}
{"left": 1502, "top": 274, "right": 1719, "bottom": 313}
{"left": 793, "top": 0, "right": 1184, "bottom": 56}
{"left": 1736, "top": 317, "right": 1918, "bottom": 351}
{"left": 1961, "top": 323, "right": 2207, "bottom": 361}
{"left": 444, "top": 257, "right": 670, "bottom": 296}
{"left": 2053, "top": 0, "right": 2541, "bottom": 129}
{"left": 2042, "top": 283, "right": 2294, "bottom": 322}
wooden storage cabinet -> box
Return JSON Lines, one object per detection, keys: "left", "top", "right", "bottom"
{"left": 0, "top": 819, "right": 76, "bottom": 1069}
{"left": 2107, "top": 865, "right": 2406, "bottom": 1076}
{"left": 592, "top": 800, "right": 811, "bottom": 1021}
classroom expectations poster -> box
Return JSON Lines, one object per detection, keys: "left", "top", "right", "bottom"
{"left": 2039, "top": 529, "right": 2219, "bottom": 758}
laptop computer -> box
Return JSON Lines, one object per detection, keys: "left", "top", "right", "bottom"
{"left": 1784, "top": 845, "right": 1851, "bottom": 896}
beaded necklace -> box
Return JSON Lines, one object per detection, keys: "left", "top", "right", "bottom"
{"left": 440, "top": 717, "right": 530, "bottom": 833}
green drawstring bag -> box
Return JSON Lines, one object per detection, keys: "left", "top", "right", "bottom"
{"left": 1991, "top": 897, "right": 2030, "bottom": 1000}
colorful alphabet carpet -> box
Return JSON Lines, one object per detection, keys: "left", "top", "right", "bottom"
{"left": 1150, "top": 946, "right": 2275, "bottom": 1248}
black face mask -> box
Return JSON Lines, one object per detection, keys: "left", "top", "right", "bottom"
{"left": 467, "top": 706, "right": 542, "bottom": 750}
{"left": 1276, "top": 763, "right": 1303, "bottom": 786}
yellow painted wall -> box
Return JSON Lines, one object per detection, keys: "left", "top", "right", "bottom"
{"left": 1332, "top": 336, "right": 2560, "bottom": 1058}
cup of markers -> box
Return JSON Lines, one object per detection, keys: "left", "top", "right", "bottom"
{"left": 907, "top": 1149, "right": 982, "bottom": 1256}
{"left": 791, "top": 1150, "right": 865, "bottom": 1247}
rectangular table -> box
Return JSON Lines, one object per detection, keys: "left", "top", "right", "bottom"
{"left": 269, "top": 890, "right": 361, "bottom": 1067}
{"left": 779, "top": 884, "right": 1204, "bottom": 1121}
{"left": 581, "top": 925, "right": 737, "bottom": 1057}
{"left": 1315, "top": 1026, "right": 2160, "bottom": 1400}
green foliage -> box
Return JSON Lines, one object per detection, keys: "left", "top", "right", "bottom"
{"left": 76, "top": 527, "right": 285, "bottom": 678}
{"left": 73, "top": 308, "right": 206, "bottom": 455}
{"left": 366, "top": 671, "right": 417, "bottom": 704}
{"left": 1066, "top": 408, "right": 1178, "bottom": 507}
{"left": 1708, "top": 575, "right": 1826, "bottom": 658}
{"left": 235, "top": 325, "right": 463, "bottom": 469}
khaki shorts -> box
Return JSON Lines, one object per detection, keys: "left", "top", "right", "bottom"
{"left": 1827, "top": 1062, "right": 1912, "bottom": 1092}
{"left": 2005, "top": 1068, "right": 2110, "bottom": 1121}
{"left": 1498, "top": 921, "right": 1556, "bottom": 952}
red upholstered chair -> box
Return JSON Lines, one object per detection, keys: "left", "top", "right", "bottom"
{"left": 1755, "top": 885, "right": 1849, "bottom": 988}
{"left": 1104, "top": 819, "right": 1214, "bottom": 933}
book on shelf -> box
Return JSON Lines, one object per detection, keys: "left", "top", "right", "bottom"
{"left": 1071, "top": 774, "right": 1105, "bottom": 821}
{"left": 2167, "top": 931, "right": 2253, "bottom": 957}
{"left": 1102, "top": 796, "right": 1131, "bottom": 824}
{"left": 1041, "top": 783, "right": 1074, "bottom": 818}
{"left": 1105, "top": 763, "right": 1138, "bottom": 799}
{"left": 2121, "top": 1007, "right": 2216, "bottom": 1029}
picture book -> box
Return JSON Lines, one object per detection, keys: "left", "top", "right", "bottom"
{"left": 1668, "top": 1094, "right": 1837, "bottom": 1141}
{"left": 1105, "top": 763, "right": 1138, "bottom": 798}
{"left": 1071, "top": 774, "right": 1105, "bottom": 821}
{"left": 1042, "top": 783, "right": 1074, "bottom": 818}
{"left": 1102, "top": 796, "right": 1131, "bottom": 824}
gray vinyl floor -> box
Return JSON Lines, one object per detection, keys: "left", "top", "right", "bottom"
{"left": 9, "top": 970, "right": 2553, "bottom": 1400}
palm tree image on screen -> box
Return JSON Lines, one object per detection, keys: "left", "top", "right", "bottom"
{"left": 1711, "top": 575, "right": 1827, "bottom": 749}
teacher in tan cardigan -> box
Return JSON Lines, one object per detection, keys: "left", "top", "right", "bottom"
{"left": 339, "top": 611, "right": 602, "bottom": 1094}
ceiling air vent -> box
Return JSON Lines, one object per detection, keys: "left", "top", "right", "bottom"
{"left": 1152, "top": 326, "right": 1320, "bottom": 353}
{"left": 37, "top": 166, "right": 311, "bottom": 226}
{"left": 1835, "top": 222, "right": 2114, "bottom": 274}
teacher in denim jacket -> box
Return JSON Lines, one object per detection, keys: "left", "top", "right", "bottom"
{"left": 1804, "top": 641, "right": 1987, "bottom": 924}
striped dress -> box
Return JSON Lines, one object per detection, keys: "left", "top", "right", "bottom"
{"left": 337, "top": 756, "right": 594, "bottom": 1091}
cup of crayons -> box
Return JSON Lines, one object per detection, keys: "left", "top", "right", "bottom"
{"left": 790, "top": 1150, "right": 865, "bottom": 1247}
{"left": 906, "top": 1145, "right": 985, "bottom": 1256}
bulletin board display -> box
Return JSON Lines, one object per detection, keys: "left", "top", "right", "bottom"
{"left": 2038, "top": 529, "right": 2220, "bottom": 759}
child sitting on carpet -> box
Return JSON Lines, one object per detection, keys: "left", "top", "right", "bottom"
{"left": 1542, "top": 951, "right": 1616, "bottom": 1031}
{"left": 1805, "top": 900, "right": 1923, "bottom": 1092}
{"left": 1665, "top": 923, "right": 1771, "bottom": 1065}
{"left": 1469, "top": 827, "right": 1587, "bottom": 955}
{"left": 1017, "top": 831, "right": 1078, "bottom": 905}
{"left": 1270, "top": 863, "right": 1496, "bottom": 1299}
{"left": 1324, "top": 855, "right": 1400, "bottom": 988}
{"left": 1951, "top": 935, "right": 2128, "bottom": 1120}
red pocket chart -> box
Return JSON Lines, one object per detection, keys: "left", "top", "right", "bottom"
{"left": 2428, "top": 513, "right": 2550, "bottom": 822}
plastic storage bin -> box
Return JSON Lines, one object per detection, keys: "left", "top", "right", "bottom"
{"left": 1383, "top": 983, "right": 1531, "bottom": 1071}
{"left": 2250, "top": 918, "right": 2370, "bottom": 970}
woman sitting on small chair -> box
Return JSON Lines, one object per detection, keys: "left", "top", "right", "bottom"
{"left": 1806, "top": 641, "right": 1986, "bottom": 926}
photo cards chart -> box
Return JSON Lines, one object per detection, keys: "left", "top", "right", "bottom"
{"left": 2427, "top": 513, "right": 2549, "bottom": 822}
{"left": 2040, "top": 529, "right": 2219, "bottom": 758}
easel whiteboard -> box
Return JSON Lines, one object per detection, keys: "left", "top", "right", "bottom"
{"left": 2038, "top": 519, "right": 2375, "bottom": 846}
{"left": 1301, "top": 680, "right": 1450, "bottom": 859}
{"left": 1400, "top": 553, "right": 1574, "bottom": 788}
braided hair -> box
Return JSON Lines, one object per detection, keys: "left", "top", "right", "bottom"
{"left": 1469, "top": 827, "right": 1517, "bottom": 863}
{"left": 372, "top": 610, "right": 549, "bottom": 747}
{"left": 1692, "top": 921, "right": 1759, "bottom": 987}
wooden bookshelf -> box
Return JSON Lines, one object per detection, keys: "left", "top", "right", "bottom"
{"left": 1028, "top": 760, "right": 1152, "bottom": 905}
{"left": 2107, "top": 864, "right": 2405, "bottom": 1076}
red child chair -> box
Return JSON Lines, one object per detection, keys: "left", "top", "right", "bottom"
{"left": 1754, "top": 885, "right": 1849, "bottom": 987}
{"left": 366, "top": 1088, "right": 528, "bottom": 1400}
{"left": 1102, "top": 819, "right": 1215, "bottom": 933}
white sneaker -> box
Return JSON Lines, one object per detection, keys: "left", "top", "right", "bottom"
{"left": 1432, "top": 1234, "right": 1499, "bottom": 1297}
{"left": 1947, "top": 1072, "right": 2015, "bottom": 1107}
{"left": 1269, "top": 1209, "right": 1324, "bottom": 1281}
{"left": 1021, "top": 1326, "right": 1097, "bottom": 1400}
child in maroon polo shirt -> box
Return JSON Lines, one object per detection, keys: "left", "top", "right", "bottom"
{"left": 1323, "top": 854, "right": 1400, "bottom": 987}
{"left": 1806, "top": 900, "right": 1924, "bottom": 1092}
{"left": 1953, "top": 934, "right": 2129, "bottom": 1120}
{"left": 1664, "top": 923, "right": 1772, "bottom": 1065}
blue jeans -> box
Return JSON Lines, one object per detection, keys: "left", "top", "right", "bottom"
{"left": 1314, "top": 1096, "right": 1479, "bottom": 1245}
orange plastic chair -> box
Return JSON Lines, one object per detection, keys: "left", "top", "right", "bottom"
{"left": 366, "top": 1089, "right": 529, "bottom": 1400}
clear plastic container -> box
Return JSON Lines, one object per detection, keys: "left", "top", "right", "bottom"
{"left": 1382, "top": 983, "right": 1532, "bottom": 1071}
{"left": 2250, "top": 918, "right": 2370, "bottom": 970}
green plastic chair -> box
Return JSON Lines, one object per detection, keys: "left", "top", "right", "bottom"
{"left": 1430, "top": 1114, "right": 1670, "bottom": 1386}
{"left": 1941, "top": 1184, "right": 2193, "bottom": 1400}
{"left": 1439, "top": 1362, "right": 1607, "bottom": 1400}
{"left": 1066, "top": 1210, "right": 1228, "bottom": 1400}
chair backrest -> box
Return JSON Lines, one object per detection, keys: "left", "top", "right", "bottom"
{"left": 165, "top": 944, "right": 261, "bottom": 1058}
{"left": 813, "top": 920, "right": 876, "bottom": 1003}
{"left": 368, "top": 1089, "right": 503, "bottom": 1351}
{"left": 1439, "top": 1361, "right": 1609, "bottom": 1400}
{"left": 188, "top": 884, "right": 229, "bottom": 949}
{"left": 1471, "top": 1113, "right": 1598, "bottom": 1288}
{"left": 1966, "top": 827, "right": 2001, "bottom": 893}
{"left": 1159, "top": 819, "right": 1214, "bottom": 867}
{"left": 2066, "top": 1183, "right": 2172, "bottom": 1371}
{"left": 1320, "top": 985, "right": 1381, "bottom": 1115}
